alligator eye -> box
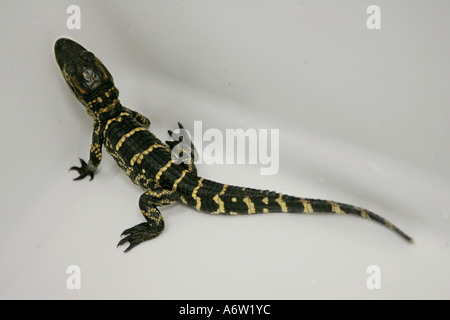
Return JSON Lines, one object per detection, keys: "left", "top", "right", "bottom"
{"left": 64, "top": 61, "right": 77, "bottom": 75}
{"left": 80, "top": 50, "right": 95, "bottom": 62}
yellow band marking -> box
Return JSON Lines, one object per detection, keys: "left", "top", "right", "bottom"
{"left": 180, "top": 195, "right": 188, "bottom": 205}
{"left": 263, "top": 208, "right": 269, "bottom": 213}
{"left": 360, "top": 210, "right": 370, "bottom": 220}
{"left": 231, "top": 197, "right": 237, "bottom": 202}
{"left": 220, "top": 184, "right": 228, "bottom": 195}
{"left": 172, "top": 169, "right": 189, "bottom": 191}
{"left": 104, "top": 116, "right": 121, "bottom": 132}
{"left": 300, "top": 199, "right": 314, "bottom": 213}
{"left": 192, "top": 178, "right": 204, "bottom": 211}
{"left": 243, "top": 196, "right": 256, "bottom": 214}
{"left": 104, "top": 112, "right": 129, "bottom": 133}
{"left": 90, "top": 87, "right": 116, "bottom": 105}
{"left": 229, "top": 211, "right": 238, "bottom": 215}
{"left": 141, "top": 208, "right": 162, "bottom": 224}
{"left": 90, "top": 143, "right": 102, "bottom": 160}
{"left": 275, "top": 194, "right": 288, "bottom": 213}
{"left": 262, "top": 197, "right": 269, "bottom": 205}
{"left": 155, "top": 160, "right": 174, "bottom": 182}
{"left": 98, "top": 98, "right": 120, "bottom": 114}
{"left": 145, "top": 189, "right": 174, "bottom": 198}
{"left": 104, "top": 87, "right": 117, "bottom": 98}
{"left": 147, "top": 214, "right": 162, "bottom": 224}
{"left": 211, "top": 184, "right": 228, "bottom": 214}
{"left": 329, "top": 201, "right": 345, "bottom": 214}
{"left": 385, "top": 220, "right": 394, "bottom": 230}
{"left": 212, "top": 194, "right": 224, "bottom": 214}
{"left": 130, "top": 143, "right": 165, "bottom": 166}
{"left": 115, "top": 127, "right": 147, "bottom": 151}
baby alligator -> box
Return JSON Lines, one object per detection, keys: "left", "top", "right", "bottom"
{"left": 54, "top": 38, "right": 413, "bottom": 252}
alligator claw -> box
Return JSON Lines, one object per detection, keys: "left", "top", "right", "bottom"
{"left": 166, "top": 122, "right": 198, "bottom": 161}
{"left": 69, "top": 158, "right": 94, "bottom": 181}
{"left": 117, "top": 222, "right": 162, "bottom": 252}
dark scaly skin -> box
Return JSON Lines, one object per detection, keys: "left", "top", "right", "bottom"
{"left": 55, "top": 38, "right": 414, "bottom": 252}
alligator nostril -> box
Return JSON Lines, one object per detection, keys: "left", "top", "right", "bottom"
{"left": 55, "top": 38, "right": 74, "bottom": 52}
{"left": 56, "top": 38, "right": 66, "bottom": 47}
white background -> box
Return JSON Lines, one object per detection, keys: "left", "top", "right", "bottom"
{"left": 1, "top": 0, "right": 449, "bottom": 299}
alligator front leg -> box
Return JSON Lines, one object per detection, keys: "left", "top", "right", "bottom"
{"left": 123, "top": 106, "right": 151, "bottom": 128}
{"left": 117, "top": 188, "right": 180, "bottom": 252}
{"left": 70, "top": 121, "right": 103, "bottom": 180}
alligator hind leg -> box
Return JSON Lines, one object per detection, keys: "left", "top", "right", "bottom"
{"left": 166, "top": 122, "right": 198, "bottom": 175}
{"left": 117, "top": 188, "right": 179, "bottom": 252}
